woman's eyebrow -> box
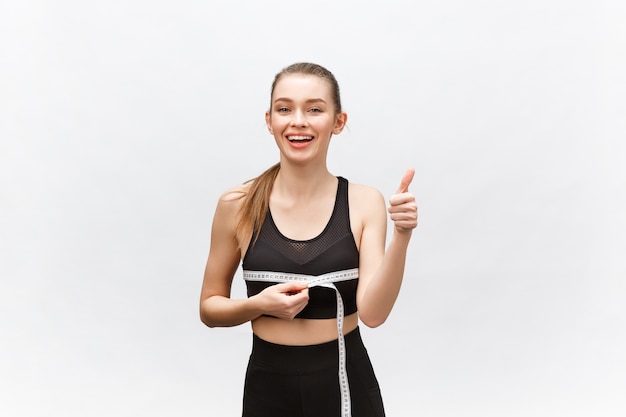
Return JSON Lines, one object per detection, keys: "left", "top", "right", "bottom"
{"left": 273, "top": 98, "right": 327, "bottom": 104}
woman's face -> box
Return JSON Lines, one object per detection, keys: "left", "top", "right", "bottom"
{"left": 265, "top": 74, "right": 346, "bottom": 165}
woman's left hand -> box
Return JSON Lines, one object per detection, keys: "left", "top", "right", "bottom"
{"left": 388, "top": 168, "right": 418, "bottom": 234}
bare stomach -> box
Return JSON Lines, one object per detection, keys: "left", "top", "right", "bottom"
{"left": 251, "top": 312, "right": 359, "bottom": 346}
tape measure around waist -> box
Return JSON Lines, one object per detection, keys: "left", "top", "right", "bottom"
{"left": 243, "top": 268, "right": 359, "bottom": 417}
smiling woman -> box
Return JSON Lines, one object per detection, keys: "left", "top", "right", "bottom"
{"left": 266, "top": 69, "right": 347, "bottom": 166}
{"left": 199, "top": 62, "right": 418, "bottom": 417}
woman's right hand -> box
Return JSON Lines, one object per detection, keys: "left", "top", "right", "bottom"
{"left": 253, "top": 282, "right": 309, "bottom": 320}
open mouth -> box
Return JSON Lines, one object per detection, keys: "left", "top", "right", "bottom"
{"left": 287, "top": 135, "right": 313, "bottom": 143}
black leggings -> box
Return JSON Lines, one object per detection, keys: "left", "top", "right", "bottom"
{"left": 242, "top": 326, "right": 385, "bottom": 417}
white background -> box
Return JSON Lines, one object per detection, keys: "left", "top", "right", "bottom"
{"left": 1, "top": 1, "right": 625, "bottom": 416}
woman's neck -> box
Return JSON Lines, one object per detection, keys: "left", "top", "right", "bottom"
{"left": 273, "top": 165, "right": 336, "bottom": 201}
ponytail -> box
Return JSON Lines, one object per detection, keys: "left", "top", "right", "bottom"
{"left": 235, "top": 163, "right": 280, "bottom": 250}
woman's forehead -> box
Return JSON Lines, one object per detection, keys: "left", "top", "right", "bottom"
{"left": 273, "top": 74, "right": 332, "bottom": 99}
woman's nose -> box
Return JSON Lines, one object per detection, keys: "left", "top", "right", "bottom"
{"left": 290, "top": 110, "right": 308, "bottom": 127}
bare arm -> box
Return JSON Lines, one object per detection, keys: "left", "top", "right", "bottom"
{"left": 355, "top": 169, "right": 418, "bottom": 328}
{"left": 199, "top": 189, "right": 309, "bottom": 328}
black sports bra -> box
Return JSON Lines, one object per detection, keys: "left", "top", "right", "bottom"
{"left": 242, "top": 176, "right": 359, "bottom": 319}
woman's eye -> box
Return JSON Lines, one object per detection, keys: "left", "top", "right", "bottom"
{"left": 277, "top": 107, "right": 289, "bottom": 113}
{"left": 309, "top": 108, "right": 322, "bottom": 113}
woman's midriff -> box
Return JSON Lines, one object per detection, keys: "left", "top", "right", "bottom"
{"left": 251, "top": 312, "right": 359, "bottom": 346}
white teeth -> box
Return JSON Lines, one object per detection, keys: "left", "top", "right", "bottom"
{"left": 288, "top": 135, "right": 313, "bottom": 141}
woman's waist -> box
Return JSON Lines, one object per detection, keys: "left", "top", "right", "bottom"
{"left": 248, "top": 324, "right": 366, "bottom": 374}
{"left": 251, "top": 312, "right": 358, "bottom": 346}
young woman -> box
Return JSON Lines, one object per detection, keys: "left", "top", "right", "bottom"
{"left": 199, "top": 62, "right": 418, "bottom": 417}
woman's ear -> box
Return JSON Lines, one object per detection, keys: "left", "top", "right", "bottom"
{"left": 333, "top": 112, "right": 348, "bottom": 134}
{"left": 265, "top": 111, "right": 273, "bottom": 134}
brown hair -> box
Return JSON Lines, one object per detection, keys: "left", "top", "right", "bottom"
{"left": 235, "top": 62, "right": 343, "bottom": 250}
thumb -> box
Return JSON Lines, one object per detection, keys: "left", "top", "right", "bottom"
{"left": 396, "top": 168, "right": 415, "bottom": 194}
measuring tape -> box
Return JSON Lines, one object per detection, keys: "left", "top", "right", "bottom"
{"left": 243, "top": 268, "right": 359, "bottom": 417}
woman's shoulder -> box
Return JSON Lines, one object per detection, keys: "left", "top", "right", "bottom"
{"left": 218, "top": 182, "right": 251, "bottom": 202}
{"left": 345, "top": 178, "right": 385, "bottom": 202}
{"left": 212, "top": 182, "right": 251, "bottom": 216}
{"left": 345, "top": 178, "right": 386, "bottom": 215}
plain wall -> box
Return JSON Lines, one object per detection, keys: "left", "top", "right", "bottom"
{"left": 1, "top": 1, "right": 625, "bottom": 416}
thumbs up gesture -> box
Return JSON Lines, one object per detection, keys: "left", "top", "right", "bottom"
{"left": 388, "top": 168, "right": 418, "bottom": 234}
